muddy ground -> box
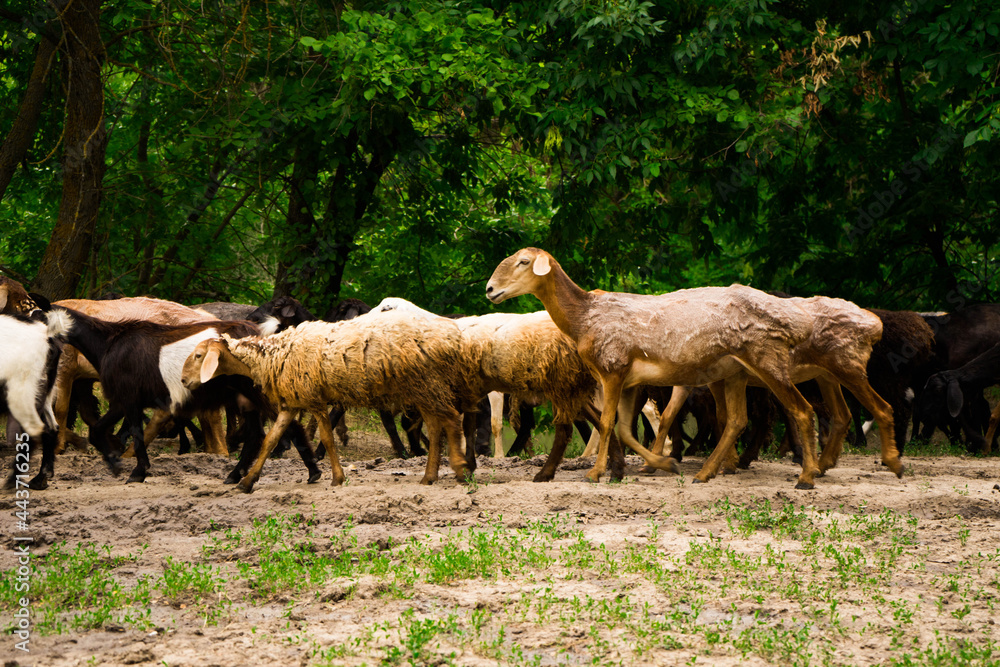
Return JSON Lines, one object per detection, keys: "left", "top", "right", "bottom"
{"left": 2, "top": 426, "right": 1000, "bottom": 666}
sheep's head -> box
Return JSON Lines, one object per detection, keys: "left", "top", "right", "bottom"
{"left": 486, "top": 248, "right": 555, "bottom": 304}
{"left": 182, "top": 338, "right": 246, "bottom": 389}
{"left": 917, "top": 371, "right": 964, "bottom": 422}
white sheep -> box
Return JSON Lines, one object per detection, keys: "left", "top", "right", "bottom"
{"left": 182, "top": 311, "right": 471, "bottom": 490}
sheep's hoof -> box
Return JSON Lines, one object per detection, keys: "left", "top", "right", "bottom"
{"left": 794, "top": 481, "right": 815, "bottom": 490}
{"left": 583, "top": 473, "right": 602, "bottom": 484}
{"left": 105, "top": 457, "right": 124, "bottom": 477}
{"left": 691, "top": 477, "right": 706, "bottom": 484}
{"left": 638, "top": 465, "right": 657, "bottom": 475}
{"left": 237, "top": 479, "right": 255, "bottom": 493}
{"left": 419, "top": 476, "right": 436, "bottom": 486}
{"left": 28, "top": 474, "right": 48, "bottom": 491}
{"left": 664, "top": 458, "right": 680, "bottom": 475}
{"left": 223, "top": 471, "right": 241, "bottom": 485}
{"left": 533, "top": 471, "right": 555, "bottom": 483}
{"left": 307, "top": 470, "right": 322, "bottom": 484}
{"left": 126, "top": 471, "right": 146, "bottom": 484}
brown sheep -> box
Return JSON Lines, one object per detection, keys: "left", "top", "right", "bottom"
{"left": 486, "top": 248, "right": 824, "bottom": 488}
{"left": 644, "top": 297, "right": 905, "bottom": 479}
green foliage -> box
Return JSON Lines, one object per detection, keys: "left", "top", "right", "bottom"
{"left": 1, "top": 0, "right": 998, "bottom": 309}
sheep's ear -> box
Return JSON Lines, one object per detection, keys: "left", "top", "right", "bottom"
{"left": 29, "top": 293, "right": 51, "bottom": 312}
{"left": 280, "top": 304, "right": 296, "bottom": 318}
{"left": 200, "top": 346, "right": 221, "bottom": 385}
{"left": 532, "top": 253, "right": 551, "bottom": 276}
{"left": 946, "top": 379, "right": 964, "bottom": 418}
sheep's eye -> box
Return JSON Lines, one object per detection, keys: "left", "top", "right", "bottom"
{"left": 517, "top": 258, "right": 529, "bottom": 265}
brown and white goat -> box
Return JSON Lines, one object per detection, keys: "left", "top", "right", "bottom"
{"left": 47, "top": 308, "right": 320, "bottom": 484}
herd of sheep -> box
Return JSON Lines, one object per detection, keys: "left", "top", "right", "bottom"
{"left": 2, "top": 247, "right": 999, "bottom": 493}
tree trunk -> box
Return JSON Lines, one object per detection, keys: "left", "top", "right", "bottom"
{"left": 273, "top": 144, "right": 320, "bottom": 298}
{"left": 32, "top": 0, "right": 107, "bottom": 300}
{"left": 0, "top": 35, "right": 58, "bottom": 200}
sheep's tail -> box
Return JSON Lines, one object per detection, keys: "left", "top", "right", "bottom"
{"left": 257, "top": 315, "right": 280, "bottom": 336}
{"left": 47, "top": 308, "right": 73, "bottom": 339}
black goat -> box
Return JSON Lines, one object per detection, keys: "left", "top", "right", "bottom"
{"left": 914, "top": 304, "right": 1000, "bottom": 447}
{"left": 917, "top": 342, "right": 1000, "bottom": 454}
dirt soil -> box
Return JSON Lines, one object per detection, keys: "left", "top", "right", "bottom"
{"left": 2, "top": 430, "right": 1000, "bottom": 666}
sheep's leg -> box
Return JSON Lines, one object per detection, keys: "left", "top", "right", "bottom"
{"left": 984, "top": 402, "right": 1000, "bottom": 455}
{"left": 610, "top": 386, "right": 679, "bottom": 479}
{"left": 3, "top": 391, "right": 49, "bottom": 489}
{"left": 305, "top": 414, "right": 319, "bottom": 445}
{"left": 199, "top": 409, "right": 228, "bottom": 456}
{"left": 640, "top": 386, "right": 690, "bottom": 473}
{"left": 581, "top": 427, "right": 600, "bottom": 457}
{"left": 489, "top": 391, "right": 505, "bottom": 457}
{"left": 314, "top": 409, "right": 346, "bottom": 486}
{"left": 580, "top": 402, "right": 602, "bottom": 457}
{"left": 335, "top": 412, "right": 349, "bottom": 447}
{"left": 125, "top": 408, "right": 151, "bottom": 484}
{"left": 88, "top": 406, "right": 126, "bottom": 476}
{"left": 816, "top": 379, "right": 852, "bottom": 475}
{"left": 238, "top": 411, "right": 297, "bottom": 493}
{"left": 53, "top": 356, "right": 88, "bottom": 454}
{"left": 463, "top": 411, "right": 479, "bottom": 473}
{"left": 420, "top": 413, "right": 444, "bottom": 485}
{"left": 841, "top": 379, "right": 903, "bottom": 477}
{"left": 586, "top": 375, "right": 622, "bottom": 483}
{"left": 142, "top": 410, "right": 172, "bottom": 443}
{"left": 401, "top": 409, "right": 426, "bottom": 456}
{"left": 534, "top": 423, "right": 574, "bottom": 482}
{"left": 705, "top": 381, "right": 742, "bottom": 474}
{"left": 758, "top": 373, "right": 820, "bottom": 489}
{"left": 315, "top": 406, "right": 346, "bottom": 460}
{"left": 287, "top": 420, "right": 321, "bottom": 483}
{"left": 693, "top": 376, "right": 749, "bottom": 483}
{"left": 737, "top": 389, "right": 774, "bottom": 468}
{"left": 24, "top": 428, "right": 59, "bottom": 491}
{"left": 377, "top": 409, "right": 408, "bottom": 458}
{"left": 226, "top": 410, "right": 265, "bottom": 484}
{"left": 444, "top": 411, "right": 470, "bottom": 483}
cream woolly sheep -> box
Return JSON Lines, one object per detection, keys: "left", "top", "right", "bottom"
{"left": 182, "top": 311, "right": 470, "bottom": 490}
{"left": 455, "top": 311, "right": 602, "bottom": 480}
{"left": 372, "top": 299, "right": 604, "bottom": 481}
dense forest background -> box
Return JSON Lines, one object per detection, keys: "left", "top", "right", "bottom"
{"left": 1, "top": 0, "right": 998, "bottom": 317}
